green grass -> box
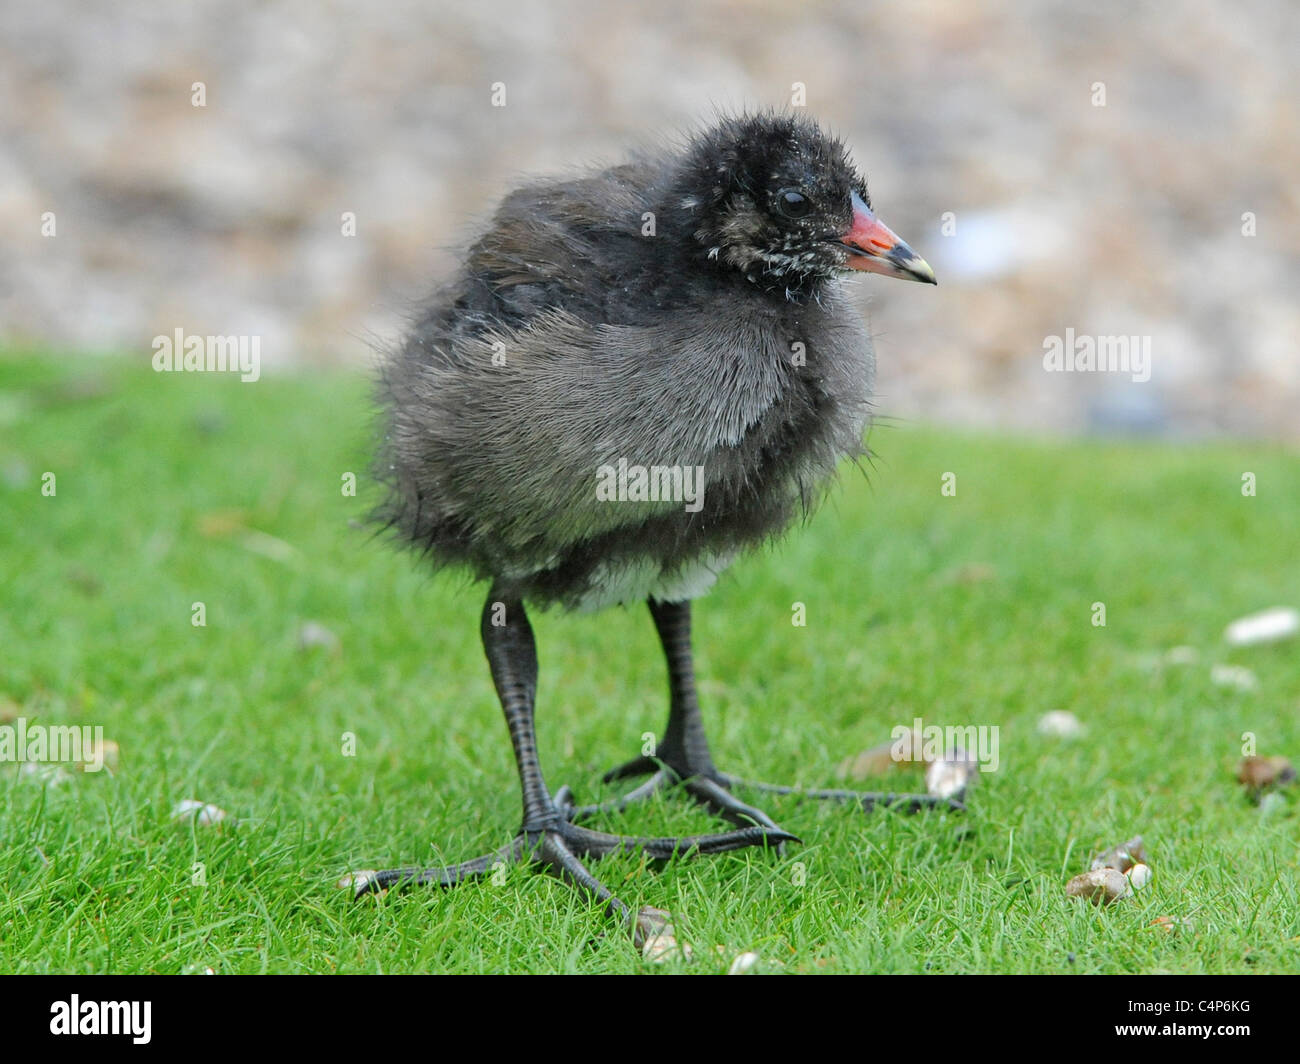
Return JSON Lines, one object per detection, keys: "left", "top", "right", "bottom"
{"left": 1, "top": 351, "right": 1298, "bottom": 974}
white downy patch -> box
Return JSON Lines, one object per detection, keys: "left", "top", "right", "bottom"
{"left": 575, "top": 554, "right": 734, "bottom": 612}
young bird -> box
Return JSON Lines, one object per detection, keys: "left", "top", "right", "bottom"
{"left": 365, "top": 111, "right": 948, "bottom": 942}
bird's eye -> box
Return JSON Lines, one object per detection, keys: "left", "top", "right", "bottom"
{"left": 776, "top": 188, "right": 812, "bottom": 219}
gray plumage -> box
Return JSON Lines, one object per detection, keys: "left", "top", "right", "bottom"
{"left": 376, "top": 112, "right": 899, "bottom": 611}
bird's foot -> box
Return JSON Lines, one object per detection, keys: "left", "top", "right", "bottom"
{"left": 581, "top": 754, "right": 967, "bottom": 827}
{"left": 568, "top": 763, "right": 787, "bottom": 833}
{"left": 349, "top": 787, "right": 796, "bottom": 947}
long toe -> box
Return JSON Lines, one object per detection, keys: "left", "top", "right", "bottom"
{"left": 601, "top": 755, "right": 663, "bottom": 783}
{"left": 353, "top": 828, "right": 645, "bottom": 944}
{"left": 580, "top": 763, "right": 792, "bottom": 837}
{"left": 351, "top": 838, "right": 525, "bottom": 897}
{"left": 682, "top": 775, "right": 785, "bottom": 830}
{"left": 566, "top": 769, "right": 675, "bottom": 822}
{"left": 721, "top": 775, "right": 968, "bottom": 814}
{"left": 534, "top": 828, "right": 634, "bottom": 927}
{"left": 563, "top": 820, "right": 798, "bottom": 860}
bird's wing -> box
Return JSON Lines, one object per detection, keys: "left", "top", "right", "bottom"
{"left": 463, "top": 167, "right": 660, "bottom": 311}
{"left": 387, "top": 305, "right": 797, "bottom": 561}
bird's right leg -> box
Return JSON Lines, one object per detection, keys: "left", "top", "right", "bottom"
{"left": 351, "top": 590, "right": 794, "bottom": 945}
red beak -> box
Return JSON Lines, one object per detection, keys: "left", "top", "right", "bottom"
{"left": 840, "top": 191, "right": 936, "bottom": 284}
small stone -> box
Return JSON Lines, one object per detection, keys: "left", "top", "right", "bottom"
{"left": 1037, "top": 710, "right": 1084, "bottom": 738}
{"left": 837, "top": 741, "right": 897, "bottom": 780}
{"left": 1224, "top": 607, "right": 1299, "bottom": 647}
{"left": 297, "top": 621, "right": 340, "bottom": 652}
{"left": 925, "top": 750, "right": 977, "bottom": 800}
{"left": 1151, "top": 915, "right": 1191, "bottom": 934}
{"left": 1066, "top": 867, "right": 1131, "bottom": 905}
{"left": 171, "top": 799, "right": 229, "bottom": 826}
{"left": 638, "top": 907, "right": 692, "bottom": 964}
{"left": 1211, "top": 664, "right": 1259, "bottom": 691}
{"left": 837, "top": 728, "right": 923, "bottom": 780}
{"left": 338, "top": 869, "right": 379, "bottom": 894}
{"left": 1236, "top": 755, "right": 1295, "bottom": 795}
{"left": 727, "top": 951, "right": 760, "bottom": 975}
{"left": 77, "top": 738, "right": 120, "bottom": 773}
{"left": 1127, "top": 863, "right": 1153, "bottom": 891}
{"left": 1164, "top": 645, "right": 1199, "bottom": 666}
{"left": 1091, "top": 836, "right": 1148, "bottom": 873}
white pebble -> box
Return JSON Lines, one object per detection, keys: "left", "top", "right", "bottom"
{"left": 926, "top": 753, "right": 977, "bottom": 799}
{"left": 727, "top": 951, "right": 761, "bottom": 975}
{"left": 1210, "top": 664, "right": 1259, "bottom": 691}
{"left": 1037, "top": 710, "right": 1083, "bottom": 738}
{"left": 642, "top": 926, "right": 692, "bottom": 964}
{"left": 1127, "top": 863, "right": 1153, "bottom": 891}
{"left": 76, "top": 737, "right": 120, "bottom": 773}
{"left": 297, "top": 621, "right": 340, "bottom": 651}
{"left": 1224, "top": 607, "right": 1299, "bottom": 647}
{"left": 171, "top": 799, "right": 229, "bottom": 826}
{"left": 638, "top": 907, "right": 693, "bottom": 964}
{"left": 338, "top": 869, "right": 379, "bottom": 893}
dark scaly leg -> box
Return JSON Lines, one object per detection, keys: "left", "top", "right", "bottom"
{"left": 570, "top": 598, "right": 788, "bottom": 831}
{"left": 573, "top": 598, "right": 967, "bottom": 827}
{"left": 352, "top": 591, "right": 795, "bottom": 944}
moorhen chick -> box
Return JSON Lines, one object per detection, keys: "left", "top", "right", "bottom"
{"left": 363, "top": 111, "right": 946, "bottom": 942}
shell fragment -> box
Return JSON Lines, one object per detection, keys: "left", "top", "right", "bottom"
{"left": 1066, "top": 867, "right": 1131, "bottom": 905}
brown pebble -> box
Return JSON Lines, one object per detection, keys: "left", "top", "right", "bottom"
{"left": 836, "top": 728, "right": 924, "bottom": 780}
{"left": 1236, "top": 755, "right": 1295, "bottom": 795}
{"left": 1066, "top": 867, "right": 1131, "bottom": 905}
{"left": 637, "top": 907, "right": 692, "bottom": 963}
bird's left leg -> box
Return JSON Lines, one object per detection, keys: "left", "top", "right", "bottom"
{"left": 569, "top": 598, "right": 788, "bottom": 831}
{"left": 572, "top": 598, "right": 966, "bottom": 828}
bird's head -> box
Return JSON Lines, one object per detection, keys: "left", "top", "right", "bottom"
{"left": 675, "top": 112, "right": 936, "bottom": 297}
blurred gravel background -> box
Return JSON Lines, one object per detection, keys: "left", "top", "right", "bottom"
{"left": 2, "top": 0, "right": 1297, "bottom": 437}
